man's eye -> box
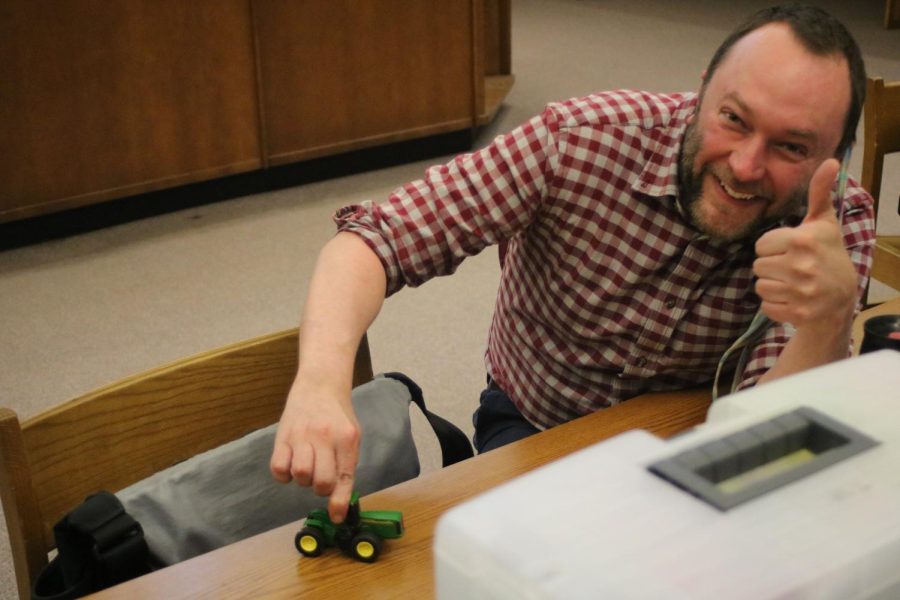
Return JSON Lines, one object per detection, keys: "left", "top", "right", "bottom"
{"left": 780, "top": 143, "right": 809, "bottom": 158}
{"left": 720, "top": 110, "right": 744, "bottom": 127}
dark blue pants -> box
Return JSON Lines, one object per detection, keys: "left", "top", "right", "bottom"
{"left": 472, "top": 379, "right": 540, "bottom": 453}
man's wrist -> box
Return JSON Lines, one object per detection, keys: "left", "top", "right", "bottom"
{"left": 792, "top": 311, "right": 854, "bottom": 358}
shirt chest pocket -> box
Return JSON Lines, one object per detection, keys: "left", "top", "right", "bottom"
{"left": 689, "top": 292, "right": 759, "bottom": 329}
{"left": 660, "top": 276, "right": 759, "bottom": 372}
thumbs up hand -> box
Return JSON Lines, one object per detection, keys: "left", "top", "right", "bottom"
{"left": 753, "top": 158, "right": 857, "bottom": 329}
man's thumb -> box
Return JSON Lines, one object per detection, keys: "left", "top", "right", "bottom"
{"left": 803, "top": 158, "right": 841, "bottom": 223}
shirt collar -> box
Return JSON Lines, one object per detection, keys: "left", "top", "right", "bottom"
{"left": 631, "top": 93, "right": 698, "bottom": 199}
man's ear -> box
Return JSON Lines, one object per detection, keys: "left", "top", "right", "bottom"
{"left": 687, "top": 69, "right": 708, "bottom": 125}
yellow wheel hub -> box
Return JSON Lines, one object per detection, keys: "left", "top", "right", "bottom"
{"left": 356, "top": 541, "right": 375, "bottom": 558}
{"left": 300, "top": 535, "right": 318, "bottom": 553}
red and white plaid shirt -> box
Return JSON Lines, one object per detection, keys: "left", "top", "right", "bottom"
{"left": 336, "top": 90, "right": 875, "bottom": 430}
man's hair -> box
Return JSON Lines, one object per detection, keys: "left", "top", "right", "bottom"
{"left": 703, "top": 3, "right": 866, "bottom": 157}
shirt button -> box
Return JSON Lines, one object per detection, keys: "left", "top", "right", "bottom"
{"left": 635, "top": 356, "right": 647, "bottom": 368}
{"left": 665, "top": 297, "right": 677, "bottom": 309}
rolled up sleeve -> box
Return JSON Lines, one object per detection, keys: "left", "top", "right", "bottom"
{"left": 334, "top": 109, "right": 562, "bottom": 296}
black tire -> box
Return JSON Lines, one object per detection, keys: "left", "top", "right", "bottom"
{"left": 295, "top": 526, "right": 325, "bottom": 557}
{"left": 350, "top": 531, "right": 382, "bottom": 563}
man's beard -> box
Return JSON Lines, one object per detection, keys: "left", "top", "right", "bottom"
{"left": 677, "top": 117, "right": 807, "bottom": 243}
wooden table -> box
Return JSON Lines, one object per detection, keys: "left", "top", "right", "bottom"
{"left": 94, "top": 388, "right": 712, "bottom": 599}
{"left": 91, "top": 298, "right": 900, "bottom": 598}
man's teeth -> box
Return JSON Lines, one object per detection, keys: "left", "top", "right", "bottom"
{"left": 719, "top": 179, "right": 755, "bottom": 200}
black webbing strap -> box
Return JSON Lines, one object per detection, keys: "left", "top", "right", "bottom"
{"left": 384, "top": 372, "right": 474, "bottom": 467}
{"left": 32, "top": 491, "right": 154, "bottom": 600}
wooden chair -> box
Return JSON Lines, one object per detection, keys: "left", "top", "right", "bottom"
{"left": 0, "top": 329, "right": 373, "bottom": 599}
{"left": 861, "top": 76, "right": 900, "bottom": 296}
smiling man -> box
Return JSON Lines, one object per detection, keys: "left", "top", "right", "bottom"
{"left": 680, "top": 23, "right": 853, "bottom": 244}
{"left": 270, "top": 5, "right": 875, "bottom": 523}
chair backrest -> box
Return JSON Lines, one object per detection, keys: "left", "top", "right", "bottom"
{"left": 861, "top": 77, "right": 900, "bottom": 212}
{"left": 860, "top": 77, "right": 900, "bottom": 295}
{"left": 0, "top": 329, "right": 373, "bottom": 599}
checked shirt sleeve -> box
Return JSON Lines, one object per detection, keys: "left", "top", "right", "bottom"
{"left": 334, "top": 109, "right": 561, "bottom": 296}
{"left": 735, "top": 183, "right": 876, "bottom": 390}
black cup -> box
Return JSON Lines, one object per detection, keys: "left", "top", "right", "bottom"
{"left": 859, "top": 314, "right": 900, "bottom": 354}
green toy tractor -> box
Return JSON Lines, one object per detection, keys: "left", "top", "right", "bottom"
{"left": 294, "top": 492, "right": 404, "bottom": 562}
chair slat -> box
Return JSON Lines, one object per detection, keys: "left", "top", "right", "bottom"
{"left": 861, "top": 77, "right": 900, "bottom": 300}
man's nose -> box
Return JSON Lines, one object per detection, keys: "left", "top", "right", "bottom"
{"left": 728, "top": 137, "right": 766, "bottom": 182}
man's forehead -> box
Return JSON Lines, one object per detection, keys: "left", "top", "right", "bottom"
{"left": 713, "top": 23, "right": 849, "bottom": 86}
{"left": 706, "top": 23, "right": 850, "bottom": 150}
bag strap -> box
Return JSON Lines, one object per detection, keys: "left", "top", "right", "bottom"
{"left": 383, "top": 372, "right": 474, "bottom": 467}
{"left": 32, "top": 491, "right": 154, "bottom": 600}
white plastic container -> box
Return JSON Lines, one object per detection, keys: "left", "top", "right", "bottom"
{"left": 434, "top": 351, "right": 900, "bottom": 599}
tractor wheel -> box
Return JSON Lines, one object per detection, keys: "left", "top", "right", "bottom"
{"left": 295, "top": 526, "right": 325, "bottom": 557}
{"left": 350, "top": 531, "right": 382, "bottom": 563}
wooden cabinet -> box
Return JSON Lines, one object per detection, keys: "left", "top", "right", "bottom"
{"left": 0, "top": 1, "right": 263, "bottom": 223}
{"left": 254, "top": 1, "right": 475, "bottom": 165}
{"left": 0, "top": 0, "right": 512, "bottom": 224}
{"left": 888, "top": 0, "right": 900, "bottom": 28}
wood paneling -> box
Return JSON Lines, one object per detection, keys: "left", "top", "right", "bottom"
{"left": 484, "top": 0, "right": 512, "bottom": 75}
{"left": 887, "top": 0, "right": 900, "bottom": 28}
{"left": 0, "top": 0, "right": 262, "bottom": 222}
{"left": 253, "top": 1, "right": 476, "bottom": 165}
{"left": 0, "top": 1, "right": 513, "bottom": 223}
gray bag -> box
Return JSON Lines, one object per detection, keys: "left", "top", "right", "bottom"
{"left": 117, "top": 372, "right": 472, "bottom": 565}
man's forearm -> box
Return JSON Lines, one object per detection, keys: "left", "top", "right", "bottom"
{"left": 295, "top": 232, "right": 387, "bottom": 391}
{"left": 757, "top": 315, "right": 854, "bottom": 386}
